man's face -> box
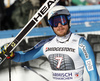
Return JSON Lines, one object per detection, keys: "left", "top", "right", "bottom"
{"left": 52, "top": 23, "right": 69, "bottom": 37}
{"left": 48, "top": 15, "right": 70, "bottom": 36}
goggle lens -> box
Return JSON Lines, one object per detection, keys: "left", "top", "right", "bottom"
{"left": 48, "top": 15, "right": 68, "bottom": 27}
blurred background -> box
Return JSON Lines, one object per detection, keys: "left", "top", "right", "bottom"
{"left": 0, "top": 0, "right": 100, "bottom": 81}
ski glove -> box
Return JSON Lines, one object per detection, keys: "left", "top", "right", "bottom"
{"left": 0, "top": 43, "right": 15, "bottom": 59}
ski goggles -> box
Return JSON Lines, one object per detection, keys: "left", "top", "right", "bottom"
{"left": 48, "top": 15, "right": 68, "bottom": 27}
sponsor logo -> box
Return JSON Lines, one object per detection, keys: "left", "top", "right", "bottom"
{"left": 68, "top": 15, "right": 71, "bottom": 20}
{"left": 51, "top": 10, "right": 62, "bottom": 16}
{"left": 75, "top": 72, "right": 79, "bottom": 77}
{"left": 79, "top": 44, "right": 89, "bottom": 59}
{"left": 45, "top": 47, "right": 75, "bottom": 52}
{"left": 33, "top": 0, "right": 57, "bottom": 22}
{"left": 53, "top": 72, "right": 73, "bottom": 80}
{"left": 86, "top": 59, "right": 94, "bottom": 71}
{"left": 11, "top": 42, "right": 16, "bottom": 47}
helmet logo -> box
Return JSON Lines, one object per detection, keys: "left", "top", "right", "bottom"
{"left": 67, "top": 15, "right": 71, "bottom": 20}
{"left": 51, "top": 10, "right": 63, "bottom": 16}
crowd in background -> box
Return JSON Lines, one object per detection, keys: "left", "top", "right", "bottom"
{"left": 0, "top": 0, "right": 100, "bottom": 30}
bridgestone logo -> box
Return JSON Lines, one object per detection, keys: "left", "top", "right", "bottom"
{"left": 45, "top": 47, "right": 75, "bottom": 52}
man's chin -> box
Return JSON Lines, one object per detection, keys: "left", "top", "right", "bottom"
{"left": 56, "top": 33, "right": 66, "bottom": 37}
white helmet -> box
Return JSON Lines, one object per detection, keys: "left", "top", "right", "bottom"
{"left": 48, "top": 5, "right": 71, "bottom": 28}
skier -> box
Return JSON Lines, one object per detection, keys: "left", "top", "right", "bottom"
{"left": 0, "top": 5, "right": 100, "bottom": 81}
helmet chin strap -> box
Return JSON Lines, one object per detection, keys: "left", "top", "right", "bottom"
{"left": 67, "top": 23, "right": 70, "bottom": 34}
{"left": 66, "top": 29, "right": 70, "bottom": 35}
